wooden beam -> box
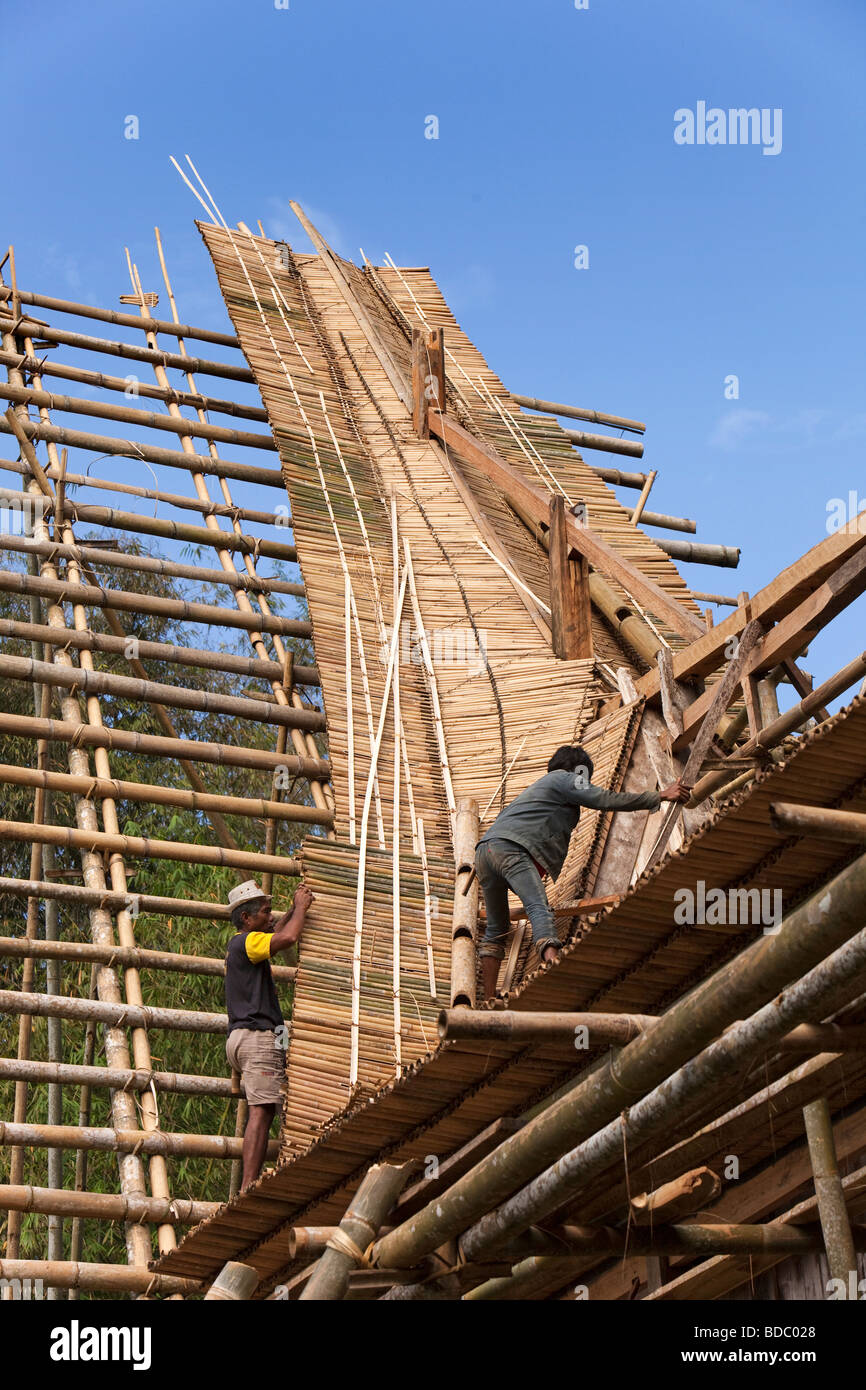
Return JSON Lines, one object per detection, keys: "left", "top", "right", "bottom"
{"left": 428, "top": 409, "right": 703, "bottom": 641}
{"left": 769, "top": 803, "right": 866, "bottom": 843}
{"left": 411, "top": 329, "right": 428, "bottom": 437}
{"left": 548, "top": 495, "right": 592, "bottom": 658}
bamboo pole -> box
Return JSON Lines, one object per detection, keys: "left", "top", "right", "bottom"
{"left": 0, "top": 412, "right": 281, "bottom": 487}
{"left": 0, "top": 285, "right": 241, "bottom": 347}
{"left": 0, "top": 569, "right": 311, "bottom": 638}
{"left": 373, "top": 848, "right": 866, "bottom": 1270}
{"left": 0, "top": 989, "right": 228, "bottom": 1034}
{"left": 0, "top": 349, "right": 267, "bottom": 420}
{"left": 0, "top": 817, "right": 301, "bottom": 873}
{"left": 0, "top": 652, "right": 323, "bottom": 731}
{"left": 0, "top": 1258, "right": 199, "bottom": 1297}
{"left": 0, "top": 484, "right": 298, "bottom": 559}
{"left": 803, "top": 1097, "right": 858, "bottom": 1289}
{"left": 0, "top": 709, "right": 329, "bottom": 776}
{"left": 511, "top": 394, "right": 645, "bottom": 434}
{"left": 655, "top": 538, "right": 740, "bottom": 568}
{"left": 0, "top": 531, "right": 304, "bottom": 598}
{"left": 561, "top": 426, "right": 644, "bottom": 458}
{"left": 0, "top": 615, "right": 317, "bottom": 685}
{"left": 0, "top": 382, "right": 275, "bottom": 451}
{"left": 300, "top": 1163, "right": 414, "bottom": 1301}
{"left": 0, "top": 1185, "right": 219, "bottom": 1225}
{"left": 450, "top": 798, "right": 479, "bottom": 1009}
{"left": 0, "top": 1121, "right": 279, "bottom": 1159}
{"left": 204, "top": 1261, "right": 260, "bottom": 1301}
{"left": 0, "top": 313, "right": 254, "bottom": 382}
{"left": 438, "top": 1009, "right": 656, "bottom": 1045}
{"left": 0, "top": 1058, "right": 248, "bottom": 1099}
{"left": 770, "top": 802, "right": 866, "bottom": 843}
{"left": 0, "top": 933, "right": 295, "bottom": 980}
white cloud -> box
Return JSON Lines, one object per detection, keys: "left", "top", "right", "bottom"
{"left": 708, "top": 409, "right": 771, "bottom": 449}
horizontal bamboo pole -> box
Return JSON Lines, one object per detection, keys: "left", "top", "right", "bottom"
{"left": 636, "top": 509, "right": 696, "bottom": 535}
{"left": 0, "top": 934, "right": 295, "bottom": 982}
{"left": 0, "top": 381, "right": 275, "bottom": 453}
{"left": 0, "top": 653, "right": 324, "bottom": 731}
{"left": 0, "top": 487, "right": 298, "bottom": 560}
{"left": 0, "top": 761, "right": 331, "bottom": 825}
{"left": 0, "top": 1120, "right": 279, "bottom": 1160}
{"left": 0, "top": 451, "right": 284, "bottom": 526}
{"left": 0, "top": 874, "right": 235, "bottom": 919}
{"left": 770, "top": 802, "right": 866, "bottom": 842}
{"left": 655, "top": 538, "right": 740, "bottom": 568}
{"left": 0, "top": 616, "right": 318, "bottom": 687}
{"left": 0, "top": 531, "right": 304, "bottom": 598}
{"left": 512, "top": 394, "right": 645, "bottom": 433}
{"left": 0, "top": 1183, "right": 219, "bottom": 1224}
{"left": 0, "top": 1058, "right": 243, "bottom": 1099}
{"left": 0, "top": 817, "right": 302, "bottom": 874}
{"left": 0, "top": 349, "right": 267, "bottom": 421}
{"left": 689, "top": 650, "right": 866, "bottom": 804}
{"left": 691, "top": 591, "right": 739, "bottom": 607}
{"left": 0, "top": 710, "right": 330, "bottom": 777}
{"left": 0, "top": 413, "right": 281, "bottom": 487}
{"left": 438, "top": 1010, "right": 657, "bottom": 1045}
{"left": 0, "top": 313, "right": 254, "bottom": 382}
{"left": 589, "top": 465, "right": 648, "bottom": 489}
{"left": 0, "top": 568, "right": 311, "bottom": 641}
{"left": 563, "top": 426, "right": 644, "bottom": 458}
{"left": 0, "top": 1257, "right": 199, "bottom": 1296}
{"left": 0, "top": 988, "right": 229, "bottom": 1034}
{"left": 0, "top": 285, "right": 241, "bottom": 348}
{"left": 492, "top": 1220, "right": 850, "bottom": 1264}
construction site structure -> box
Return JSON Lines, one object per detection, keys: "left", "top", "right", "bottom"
{"left": 1, "top": 193, "right": 865, "bottom": 1302}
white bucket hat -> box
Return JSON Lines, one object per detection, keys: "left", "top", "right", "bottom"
{"left": 227, "top": 879, "right": 271, "bottom": 910}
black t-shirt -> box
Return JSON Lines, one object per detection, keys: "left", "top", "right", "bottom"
{"left": 224, "top": 930, "right": 283, "bottom": 1033}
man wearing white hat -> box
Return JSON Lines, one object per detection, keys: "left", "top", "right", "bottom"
{"left": 224, "top": 878, "right": 313, "bottom": 1190}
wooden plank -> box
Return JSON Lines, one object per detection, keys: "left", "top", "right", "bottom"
{"left": 548, "top": 495, "right": 592, "bottom": 658}
{"left": 428, "top": 409, "right": 704, "bottom": 642}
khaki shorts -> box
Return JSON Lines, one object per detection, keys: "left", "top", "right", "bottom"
{"left": 226, "top": 1028, "right": 286, "bottom": 1107}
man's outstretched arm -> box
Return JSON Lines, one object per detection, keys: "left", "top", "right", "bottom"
{"left": 563, "top": 775, "right": 690, "bottom": 812}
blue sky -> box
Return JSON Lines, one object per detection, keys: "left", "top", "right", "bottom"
{"left": 4, "top": 0, "right": 865, "bottom": 704}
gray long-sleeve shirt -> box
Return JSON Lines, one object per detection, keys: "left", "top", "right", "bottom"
{"left": 478, "top": 769, "right": 661, "bottom": 881}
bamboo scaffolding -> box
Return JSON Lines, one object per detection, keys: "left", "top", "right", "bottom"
{"left": 0, "top": 531, "right": 304, "bottom": 598}
{"left": 0, "top": 709, "right": 329, "bottom": 776}
{"left": 0, "top": 817, "right": 301, "bottom": 873}
{"left": 0, "top": 652, "right": 323, "bottom": 730}
{"left": 133, "top": 241, "right": 333, "bottom": 820}
{"left": 0, "top": 413, "right": 281, "bottom": 488}
{"left": 0, "top": 934, "right": 294, "bottom": 980}
{"left": 0, "top": 381, "right": 275, "bottom": 451}
{"left": 0, "top": 1184, "right": 219, "bottom": 1225}
{"left": 0, "top": 285, "right": 241, "bottom": 347}
{"left": 0, "top": 313, "right": 254, "bottom": 382}
{"left": 0, "top": 569, "right": 310, "bottom": 638}
{"left": 0, "top": 1258, "right": 199, "bottom": 1297}
{"left": 372, "top": 848, "right": 866, "bottom": 1270}
{"left": 0, "top": 615, "right": 318, "bottom": 686}
{"left": 299, "top": 1162, "right": 414, "bottom": 1300}
{"left": 0, "top": 1059, "right": 238, "bottom": 1100}
{"left": 0, "top": 483, "right": 297, "bottom": 558}
{"left": 511, "top": 394, "right": 645, "bottom": 434}
{"left": 0, "top": 990, "right": 228, "bottom": 1034}
{"left": 0, "top": 349, "right": 267, "bottom": 420}
{"left": 0, "top": 1121, "right": 279, "bottom": 1160}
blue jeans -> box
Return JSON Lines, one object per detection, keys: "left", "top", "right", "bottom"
{"left": 475, "top": 838, "right": 560, "bottom": 961}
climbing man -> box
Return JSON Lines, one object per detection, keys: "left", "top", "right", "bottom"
{"left": 224, "top": 879, "right": 313, "bottom": 1190}
{"left": 476, "top": 744, "right": 690, "bottom": 999}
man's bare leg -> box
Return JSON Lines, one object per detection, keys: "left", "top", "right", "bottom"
{"left": 241, "top": 1102, "right": 276, "bottom": 1190}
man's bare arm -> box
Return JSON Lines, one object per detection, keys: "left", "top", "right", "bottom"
{"left": 268, "top": 885, "right": 314, "bottom": 955}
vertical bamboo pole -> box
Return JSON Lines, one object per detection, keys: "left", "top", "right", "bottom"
{"left": 450, "top": 799, "right": 479, "bottom": 1009}
{"left": 390, "top": 494, "right": 402, "bottom": 1069}
{"left": 803, "top": 1098, "right": 858, "bottom": 1292}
